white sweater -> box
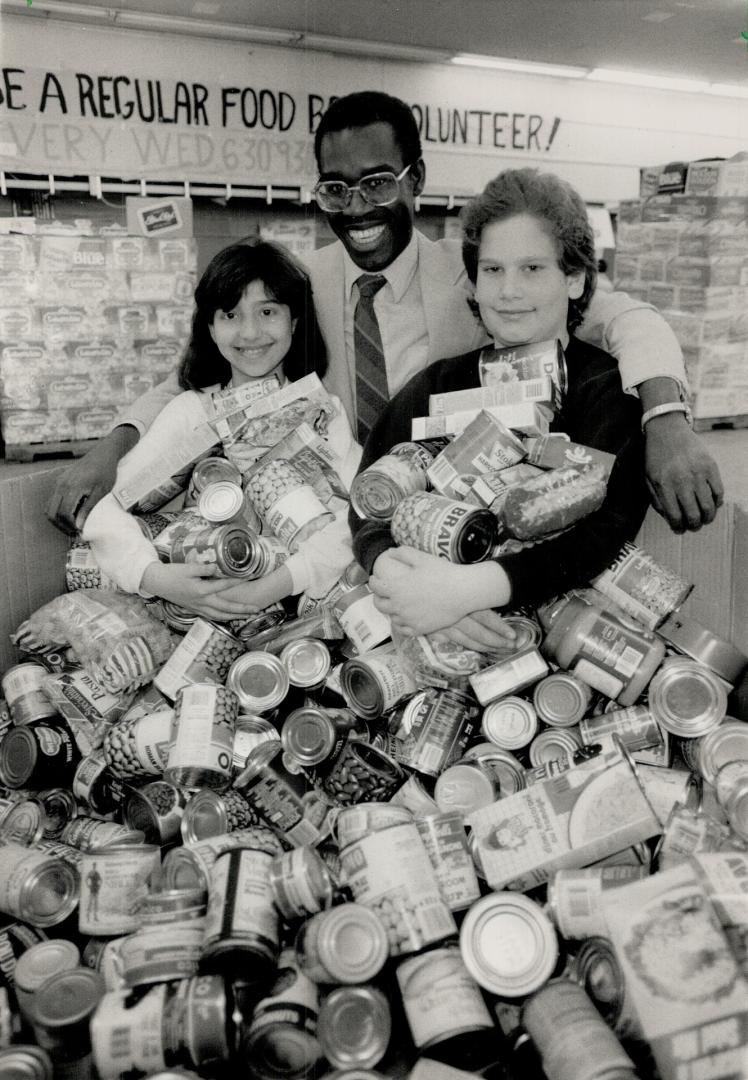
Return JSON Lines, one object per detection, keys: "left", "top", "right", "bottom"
{"left": 83, "top": 384, "right": 362, "bottom": 600}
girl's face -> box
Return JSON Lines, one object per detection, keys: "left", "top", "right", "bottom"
{"left": 474, "top": 213, "right": 585, "bottom": 348}
{"left": 209, "top": 279, "right": 296, "bottom": 386}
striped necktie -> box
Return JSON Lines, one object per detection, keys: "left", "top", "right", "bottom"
{"left": 354, "top": 273, "right": 388, "bottom": 445}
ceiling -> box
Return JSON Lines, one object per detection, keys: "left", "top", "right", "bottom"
{"left": 5, "top": 0, "right": 748, "bottom": 86}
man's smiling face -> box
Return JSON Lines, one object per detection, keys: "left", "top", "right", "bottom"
{"left": 317, "top": 121, "right": 425, "bottom": 272}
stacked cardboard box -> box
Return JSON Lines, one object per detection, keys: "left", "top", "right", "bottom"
{"left": 0, "top": 231, "right": 196, "bottom": 453}
{"left": 615, "top": 192, "right": 748, "bottom": 423}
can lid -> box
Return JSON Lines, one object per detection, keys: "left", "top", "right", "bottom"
{"left": 33, "top": 967, "right": 105, "bottom": 1028}
{"left": 21, "top": 855, "right": 79, "bottom": 929}
{"left": 227, "top": 652, "right": 289, "bottom": 713}
{"left": 1, "top": 798, "right": 46, "bottom": 845}
{"left": 459, "top": 893, "right": 558, "bottom": 998}
{"left": 528, "top": 728, "right": 583, "bottom": 768}
{"left": 198, "top": 481, "right": 245, "bottom": 523}
{"left": 0, "top": 726, "right": 38, "bottom": 788}
{"left": 340, "top": 661, "right": 384, "bottom": 720}
{"left": 281, "top": 708, "right": 336, "bottom": 766}
{"left": 533, "top": 672, "right": 591, "bottom": 727}
{"left": 0, "top": 1047, "right": 53, "bottom": 1080}
{"left": 648, "top": 658, "right": 727, "bottom": 737}
{"left": 658, "top": 611, "right": 747, "bottom": 685}
{"left": 280, "top": 638, "right": 332, "bottom": 689}
{"left": 179, "top": 788, "right": 228, "bottom": 843}
{"left": 697, "top": 720, "right": 748, "bottom": 786}
{"left": 315, "top": 903, "right": 389, "bottom": 984}
{"left": 14, "top": 939, "right": 81, "bottom": 994}
{"left": 461, "top": 743, "right": 526, "bottom": 795}
{"left": 434, "top": 761, "right": 497, "bottom": 815}
{"left": 481, "top": 697, "right": 537, "bottom": 750}
{"left": 317, "top": 985, "right": 391, "bottom": 1070}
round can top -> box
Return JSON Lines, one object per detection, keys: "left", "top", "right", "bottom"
{"left": 658, "top": 611, "right": 748, "bottom": 686}
{"left": 533, "top": 672, "right": 591, "bottom": 728}
{"left": 14, "top": 939, "right": 81, "bottom": 994}
{"left": 0, "top": 1047, "right": 53, "bottom": 1080}
{"left": 434, "top": 761, "right": 497, "bottom": 816}
{"left": 180, "top": 788, "right": 229, "bottom": 843}
{"left": 33, "top": 968, "right": 105, "bottom": 1028}
{"left": 459, "top": 892, "right": 558, "bottom": 998}
{"left": 339, "top": 661, "right": 384, "bottom": 720}
{"left": 461, "top": 742, "right": 526, "bottom": 795}
{"left": 227, "top": 652, "right": 289, "bottom": 713}
{"left": 280, "top": 638, "right": 332, "bottom": 689}
{"left": 503, "top": 615, "right": 543, "bottom": 653}
{"left": 0, "top": 726, "right": 38, "bottom": 788}
{"left": 281, "top": 708, "right": 335, "bottom": 766}
{"left": 317, "top": 985, "right": 391, "bottom": 1070}
{"left": 481, "top": 697, "right": 538, "bottom": 751}
{"left": 313, "top": 903, "right": 389, "bottom": 984}
{"left": 1, "top": 798, "right": 46, "bottom": 845}
{"left": 697, "top": 720, "right": 748, "bottom": 787}
{"left": 528, "top": 728, "right": 583, "bottom": 768}
{"left": 198, "top": 481, "right": 245, "bottom": 524}
{"left": 648, "top": 657, "right": 727, "bottom": 738}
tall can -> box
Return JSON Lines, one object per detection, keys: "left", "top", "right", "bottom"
{"left": 233, "top": 742, "right": 322, "bottom": 847}
{"left": 390, "top": 492, "right": 498, "bottom": 564}
{"left": 339, "top": 821, "right": 457, "bottom": 956}
{"left": 201, "top": 844, "right": 280, "bottom": 976}
{"left": 162, "top": 827, "right": 283, "bottom": 892}
{"left": 245, "top": 459, "right": 334, "bottom": 552}
{"left": 415, "top": 811, "right": 481, "bottom": 912}
{"left": 154, "top": 618, "right": 244, "bottom": 701}
{"left": 387, "top": 688, "right": 480, "bottom": 778}
{"left": 165, "top": 683, "right": 238, "bottom": 789}
{"left": 590, "top": 541, "right": 692, "bottom": 630}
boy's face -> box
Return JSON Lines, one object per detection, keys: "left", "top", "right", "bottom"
{"left": 474, "top": 213, "right": 585, "bottom": 347}
{"left": 317, "top": 121, "right": 425, "bottom": 272}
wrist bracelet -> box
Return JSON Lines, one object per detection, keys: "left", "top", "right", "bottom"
{"left": 640, "top": 401, "right": 693, "bottom": 432}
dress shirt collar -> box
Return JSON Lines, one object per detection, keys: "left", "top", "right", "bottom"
{"left": 343, "top": 230, "right": 419, "bottom": 304}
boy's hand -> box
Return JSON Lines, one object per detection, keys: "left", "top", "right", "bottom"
{"left": 141, "top": 562, "right": 252, "bottom": 621}
{"left": 439, "top": 610, "right": 517, "bottom": 652}
{"left": 369, "top": 546, "right": 511, "bottom": 637}
{"left": 644, "top": 414, "right": 723, "bottom": 533}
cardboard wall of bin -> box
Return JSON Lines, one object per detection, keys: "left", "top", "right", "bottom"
{"left": 0, "top": 457, "right": 746, "bottom": 689}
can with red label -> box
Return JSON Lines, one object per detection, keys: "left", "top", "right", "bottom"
{"left": 415, "top": 811, "right": 481, "bottom": 912}
{"left": 391, "top": 492, "right": 498, "bottom": 564}
{"left": 201, "top": 844, "right": 280, "bottom": 975}
{"left": 340, "top": 822, "right": 457, "bottom": 956}
{"left": 165, "top": 683, "right": 237, "bottom": 789}
{"left": 1, "top": 664, "right": 58, "bottom": 726}
{"left": 0, "top": 722, "right": 80, "bottom": 790}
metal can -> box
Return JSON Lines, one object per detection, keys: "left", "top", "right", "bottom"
{"left": 528, "top": 727, "right": 583, "bottom": 768}
{"left": 415, "top": 812, "right": 481, "bottom": 912}
{"left": 0, "top": 839, "right": 79, "bottom": 927}
{"left": 0, "top": 721, "right": 80, "bottom": 790}
{"left": 201, "top": 845, "right": 280, "bottom": 974}
{"left": 334, "top": 803, "right": 413, "bottom": 850}
{"left": 521, "top": 979, "right": 636, "bottom": 1080}
{"left": 390, "top": 492, "right": 498, "bottom": 564}
{"left": 546, "top": 865, "right": 649, "bottom": 939}
{"left": 648, "top": 657, "right": 728, "bottom": 737}
{"left": 227, "top": 601, "right": 288, "bottom": 643}
{"left": 232, "top": 717, "right": 281, "bottom": 773}
{"left": 162, "top": 826, "right": 283, "bottom": 892}
{"left": 568, "top": 935, "right": 642, "bottom": 1040}
{"left": 658, "top": 610, "right": 748, "bottom": 687}
{"left": 102, "top": 707, "right": 173, "bottom": 780}
{"left": 389, "top": 773, "right": 440, "bottom": 816}
{"left": 60, "top": 817, "right": 143, "bottom": 853}
{"left": 72, "top": 754, "right": 126, "bottom": 816}
{"left": 339, "top": 822, "right": 456, "bottom": 957}
{"left": 469, "top": 648, "right": 549, "bottom": 707}
{"left": 36, "top": 839, "right": 85, "bottom": 870}
{"left": 340, "top": 644, "right": 418, "bottom": 720}
{"left": 124, "top": 781, "right": 188, "bottom": 845}
{"left": 180, "top": 787, "right": 257, "bottom": 843}
{"left": 318, "top": 985, "right": 391, "bottom": 1072}
{"left": 155, "top": 518, "right": 258, "bottom": 577}
{"left": 0, "top": 920, "right": 46, "bottom": 989}
{"left": 1, "top": 664, "right": 58, "bottom": 726}
{"left": 481, "top": 696, "right": 538, "bottom": 751}
{"left": 388, "top": 688, "right": 480, "bottom": 778}
{"left": 590, "top": 541, "right": 692, "bottom": 630}
{"left": 396, "top": 944, "right": 493, "bottom": 1051}
{"left": 280, "top": 638, "right": 332, "bottom": 690}
{"left": 31, "top": 968, "right": 104, "bottom": 1079}
{"left": 78, "top": 844, "right": 160, "bottom": 936}
{"left": 197, "top": 480, "right": 261, "bottom": 531}
{"left": 227, "top": 652, "right": 290, "bottom": 715}
{"left": 118, "top": 920, "right": 204, "bottom": 987}
{"left": 697, "top": 720, "right": 748, "bottom": 786}
{"left": 294, "top": 903, "right": 389, "bottom": 984}
{"left": 13, "top": 939, "right": 80, "bottom": 1025}
{"left": 318, "top": 740, "right": 405, "bottom": 807}
{"left": 186, "top": 454, "right": 243, "bottom": 502}
{"left": 156, "top": 599, "right": 199, "bottom": 634}
{"left": 434, "top": 760, "right": 498, "bottom": 817}
{"left": 461, "top": 742, "right": 527, "bottom": 795}
{"left": 349, "top": 442, "right": 434, "bottom": 521}
{"left": 580, "top": 703, "right": 664, "bottom": 754}
{"left": 0, "top": 798, "right": 46, "bottom": 845}
{"left": 154, "top": 618, "right": 244, "bottom": 701}
{"left": 282, "top": 705, "right": 366, "bottom": 770}
{"left": 533, "top": 671, "right": 593, "bottom": 727}
{"left": 333, "top": 585, "right": 392, "bottom": 655}
{"left": 91, "top": 975, "right": 236, "bottom": 1080}
{"left": 268, "top": 845, "right": 335, "bottom": 921}
{"left": 0, "top": 1047, "right": 52, "bottom": 1079}
{"left": 234, "top": 742, "right": 322, "bottom": 847}
{"left": 459, "top": 893, "right": 558, "bottom": 998}
{"left": 244, "top": 458, "right": 334, "bottom": 552}
{"left": 165, "top": 683, "right": 238, "bottom": 789}
{"left": 241, "top": 949, "right": 323, "bottom": 1080}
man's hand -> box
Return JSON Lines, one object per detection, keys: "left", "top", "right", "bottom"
{"left": 644, "top": 414, "right": 724, "bottom": 533}
{"left": 141, "top": 562, "right": 254, "bottom": 621}
{"left": 47, "top": 426, "right": 139, "bottom": 535}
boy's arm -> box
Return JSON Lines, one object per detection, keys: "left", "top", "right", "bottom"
{"left": 578, "top": 289, "right": 723, "bottom": 532}
{"left": 46, "top": 372, "right": 182, "bottom": 535}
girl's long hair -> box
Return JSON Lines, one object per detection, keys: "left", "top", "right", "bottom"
{"left": 179, "top": 237, "right": 327, "bottom": 391}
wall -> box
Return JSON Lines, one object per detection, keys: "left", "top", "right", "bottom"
{"left": 1, "top": 14, "right": 747, "bottom": 203}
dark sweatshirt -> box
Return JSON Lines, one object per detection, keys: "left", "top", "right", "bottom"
{"left": 350, "top": 336, "right": 649, "bottom": 608}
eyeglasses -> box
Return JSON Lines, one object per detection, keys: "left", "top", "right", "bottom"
{"left": 313, "top": 164, "right": 413, "bottom": 212}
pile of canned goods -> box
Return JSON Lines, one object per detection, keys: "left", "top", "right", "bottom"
{"left": 1, "top": 474, "right": 748, "bottom": 1079}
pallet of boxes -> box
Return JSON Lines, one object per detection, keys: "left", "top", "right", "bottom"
{"left": 0, "top": 225, "right": 196, "bottom": 460}
{"left": 615, "top": 153, "right": 748, "bottom": 430}
{"left": 1, "top": 344, "right": 748, "bottom": 1079}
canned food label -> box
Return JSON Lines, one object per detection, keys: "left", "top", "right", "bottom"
{"left": 397, "top": 948, "right": 493, "bottom": 1048}
{"left": 416, "top": 814, "right": 481, "bottom": 911}
{"left": 91, "top": 984, "right": 167, "bottom": 1077}
{"left": 335, "top": 804, "right": 413, "bottom": 849}
{"left": 552, "top": 866, "right": 647, "bottom": 938}
{"left": 340, "top": 822, "right": 457, "bottom": 956}
{"left": 79, "top": 847, "right": 160, "bottom": 934}
{"left": 469, "top": 649, "right": 549, "bottom": 706}
{"left": 580, "top": 705, "right": 663, "bottom": 753}
{"left": 203, "top": 848, "right": 278, "bottom": 953}
{"left": 62, "top": 817, "right": 134, "bottom": 851}
{"left": 119, "top": 922, "right": 204, "bottom": 985}
{"left": 2, "top": 664, "right": 46, "bottom": 698}
{"left": 397, "top": 691, "right": 479, "bottom": 778}
{"left": 264, "top": 488, "right": 329, "bottom": 547}
{"left": 336, "top": 587, "right": 391, "bottom": 653}
{"left": 131, "top": 709, "right": 172, "bottom": 773}
{"left": 591, "top": 542, "right": 692, "bottom": 630}
{"left": 358, "top": 646, "right": 418, "bottom": 712}
{"left": 155, "top": 621, "right": 226, "bottom": 700}
{"left": 35, "top": 726, "right": 62, "bottom": 756}
{"left": 571, "top": 615, "right": 648, "bottom": 698}
{"left": 168, "top": 687, "right": 233, "bottom": 778}
{"left": 249, "top": 953, "right": 319, "bottom": 1038}
{"left": 73, "top": 755, "right": 108, "bottom": 802}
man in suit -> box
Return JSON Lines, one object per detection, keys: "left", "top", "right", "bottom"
{"left": 48, "top": 90, "right": 722, "bottom": 536}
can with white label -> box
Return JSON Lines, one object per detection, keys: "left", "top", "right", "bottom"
{"left": 201, "top": 845, "right": 279, "bottom": 975}
{"left": 165, "top": 683, "right": 237, "bottom": 789}
{"left": 415, "top": 812, "right": 481, "bottom": 912}
{"left": 396, "top": 944, "right": 493, "bottom": 1051}
{"left": 1, "top": 664, "right": 58, "bottom": 726}
{"left": 78, "top": 844, "right": 160, "bottom": 936}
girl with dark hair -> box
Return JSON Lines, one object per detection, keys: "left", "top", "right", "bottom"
{"left": 84, "top": 239, "right": 361, "bottom": 620}
{"left": 351, "top": 167, "right": 649, "bottom": 650}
